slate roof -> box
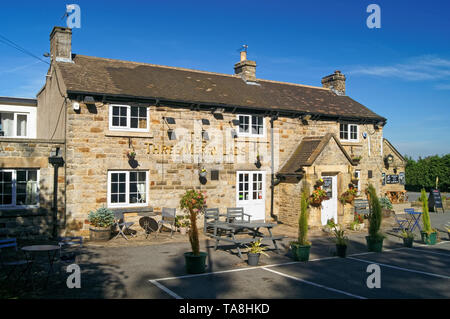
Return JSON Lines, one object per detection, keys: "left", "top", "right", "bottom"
{"left": 277, "top": 133, "right": 354, "bottom": 177}
{"left": 56, "top": 54, "right": 386, "bottom": 122}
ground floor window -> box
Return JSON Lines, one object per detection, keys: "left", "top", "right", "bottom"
{"left": 0, "top": 169, "right": 39, "bottom": 207}
{"left": 107, "top": 171, "right": 148, "bottom": 207}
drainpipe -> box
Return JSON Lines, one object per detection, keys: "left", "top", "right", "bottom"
{"left": 48, "top": 148, "right": 65, "bottom": 239}
{"left": 270, "top": 114, "right": 278, "bottom": 222}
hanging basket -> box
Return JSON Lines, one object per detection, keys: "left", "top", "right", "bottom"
{"left": 309, "top": 197, "right": 323, "bottom": 207}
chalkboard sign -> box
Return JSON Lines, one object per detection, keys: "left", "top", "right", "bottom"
{"left": 428, "top": 189, "right": 444, "bottom": 213}
{"left": 386, "top": 174, "right": 399, "bottom": 184}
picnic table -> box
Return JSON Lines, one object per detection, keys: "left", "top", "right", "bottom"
{"left": 209, "top": 221, "right": 284, "bottom": 258}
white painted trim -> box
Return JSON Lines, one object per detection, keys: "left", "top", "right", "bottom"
{"left": 236, "top": 170, "right": 266, "bottom": 221}
{"left": 109, "top": 104, "right": 150, "bottom": 133}
{"left": 339, "top": 123, "right": 359, "bottom": 142}
{"left": 0, "top": 105, "right": 37, "bottom": 138}
{"left": 0, "top": 169, "right": 40, "bottom": 208}
{"left": 236, "top": 114, "right": 266, "bottom": 138}
{"left": 107, "top": 170, "right": 149, "bottom": 208}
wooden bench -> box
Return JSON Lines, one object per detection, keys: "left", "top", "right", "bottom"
{"left": 354, "top": 199, "right": 370, "bottom": 216}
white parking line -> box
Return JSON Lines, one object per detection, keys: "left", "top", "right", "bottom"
{"left": 347, "top": 257, "right": 450, "bottom": 279}
{"left": 261, "top": 267, "right": 367, "bottom": 299}
{"left": 149, "top": 280, "right": 183, "bottom": 299}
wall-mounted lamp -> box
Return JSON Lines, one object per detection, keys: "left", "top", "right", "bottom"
{"left": 202, "top": 130, "right": 209, "bottom": 140}
{"left": 212, "top": 108, "right": 225, "bottom": 115}
{"left": 201, "top": 119, "right": 210, "bottom": 125}
{"left": 231, "top": 129, "right": 238, "bottom": 138}
{"left": 231, "top": 119, "right": 240, "bottom": 126}
{"left": 72, "top": 102, "right": 80, "bottom": 111}
{"left": 164, "top": 117, "right": 176, "bottom": 125}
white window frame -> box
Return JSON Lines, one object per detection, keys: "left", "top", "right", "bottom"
{"left": 0, "top": 169, "right": 40, "bottom": 208}
{"left": 107, "top": 170, "right": 149, "bottom": 208}
{"left": 355, "top": 170, "right": 361, "bottom": 196}
{"left": 109, "top": 104, "right": 149, "bottom": 132}
{"left": 0, "top": 112, "right": 30, "bottom": 138}
{"left": 339, "top": 123, "right": 359, "bottom": 142}
{"left": 236, "top": 115, "right": 265, "bottom": 137}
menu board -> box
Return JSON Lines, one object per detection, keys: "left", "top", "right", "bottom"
{"left": 386, "top": 174, "right": 399, "bottom": 184}
{"left": 428, "top": 189, "right": 444, "bottom": 213}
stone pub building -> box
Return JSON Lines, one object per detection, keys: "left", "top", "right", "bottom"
{"left": 0, "top": 26, "right": 404, "bottom": 238}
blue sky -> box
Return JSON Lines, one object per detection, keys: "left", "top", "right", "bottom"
{"left": 0, "top": 0, "right": 449, "bottom": 159}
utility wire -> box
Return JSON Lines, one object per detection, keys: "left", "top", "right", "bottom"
{"left": 0, "top": 33, "right": 49, "bottom": 65}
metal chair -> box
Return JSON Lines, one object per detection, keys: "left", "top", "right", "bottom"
{"left": 204, "top": 208, "right": 221, "bottom": 234}
{"left": 157, "top": 208, "right": 176, "bottom": 238}
{"left": 393, "top": 211, "right": 409, "bottom": 232}
{"left": 113, "top": 212, "right": 136, "bottom": 240}
{"left": 57, "top": 236, "right": 83, "bottom": 263}
{"left": 226, "top": 207, "right": 251, "bottom": 224}
{"left": 0, "top": 238, "right": 32, "bottom": 287}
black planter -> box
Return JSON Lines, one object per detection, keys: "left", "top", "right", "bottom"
{"left": 336, "top": 244, "right": 347, "bottom": 258}
{"left": 366, "top": 236, "right": 384, "bottom": 252}
{"left": 184, "top": 252, "right": 208, "bottom": 274}
{"left": 403, "top": 237, "right": 414, "bottom": 248}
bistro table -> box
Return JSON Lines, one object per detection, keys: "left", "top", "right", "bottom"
{"left": 21, "top": 245, "right": 61, "bottom": 288}
{"left": 405, "top": 211, "right": 422, "bottom": 232}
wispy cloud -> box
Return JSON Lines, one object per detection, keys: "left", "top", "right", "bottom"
{"left": 348, "top": 55, "right": 450, "bottom": 83}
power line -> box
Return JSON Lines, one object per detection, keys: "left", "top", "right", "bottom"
{"left": 0, "top": 33, "right": 49, "bottom": 65}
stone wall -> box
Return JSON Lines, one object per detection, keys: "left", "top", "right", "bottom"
{"left": 0, "top": 138, "right": 65, "bottom": 238}
{"left": 62, "top": 100, "right": 383, "bottom": 236}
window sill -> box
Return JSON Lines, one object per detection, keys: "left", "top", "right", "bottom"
{"left": 106, "top": 131, "right": 153, "bottom": 138}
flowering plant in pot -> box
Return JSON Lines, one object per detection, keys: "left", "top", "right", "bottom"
{"left": 400, "top": 229, "right": 415, "bottom": 248}
{"left": 350, "top": 212, "right": 365, "bottom": 231}
{"left": 333, "top": 227, "right": 348, "bottom": 258}
{"left": 199, "top": 168, "right": 207, "bottom": 178}
{"left": 180, "top": 189, "right": 207, "bottom": 273}
{"left": 366, "top": 184, "right": 385, "bottom": 252}
{"left": 323, "top": 218, "right": 339, "bottom": 233}
{"left": 308, "top": 187, "right": 328, "bottom": 207}
{"left": 126, "top": 151, "right": 136, "bottom": 160}
{"left": 290, "top": 188, "right": 311, "bottom": 261}
{"left": 419, "top": 189, "right": 437, "bottom": 245}
{"left": 88, "top": 207, "right": 115, "bottom": 241}
{"left": 339, "top": 185, "right": 358, "bottom": 205}
{"left": 245, "top": 239, "right": 269, "bottom": 266}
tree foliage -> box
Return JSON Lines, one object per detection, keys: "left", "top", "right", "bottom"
{"left": 404, "top": 154, "right": 450, "bottom": 192}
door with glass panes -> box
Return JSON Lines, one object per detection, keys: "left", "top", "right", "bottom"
{"left": 236, "top": 171, "right": 266, "bottom": 221}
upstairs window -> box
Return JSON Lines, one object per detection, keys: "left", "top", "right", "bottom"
{"left": 109, "top": 105, "right": 148, "bottom": 132}
{"left": 0, "top": 112, "right": 28, "bottom": 137}
{"left": 0, "top": 169, "right": 39, "bottom": 207}
{"left": 340, "top": 123, "right": 358, "bottom": 142}
{"left": 237, "top": 115, "right": 265, "bottom": 137}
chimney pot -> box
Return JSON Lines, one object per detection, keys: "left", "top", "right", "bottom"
{"left": 234, "top": 52, "right": 256, "bottom": 82}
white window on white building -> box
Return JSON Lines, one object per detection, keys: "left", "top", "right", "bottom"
{"left": 109, "top": 105, "right": 149, "bottom": 132}
{"left": 237, "top": 115, "right": 265, "bottom": 137}
{"left": 0, "top": 169, "right": 39, "bottom": 207}
{"left": 0, "top": 112, "right": 29, "bottom": 137}
{"left": 339, "top": 123, "right": 359, "bottom": 142}
{"left": 107, "top": 171, "right": 148, "bottom": 207}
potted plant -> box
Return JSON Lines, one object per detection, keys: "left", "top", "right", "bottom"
{"left": 323, "top": 218, "right": 339, "bottom": 233}
{"left": 379, "top": 197, "right": 393, "bottom": 217}
{"left": 419, "top": 189, "right": 438, "bottom": 245}
{"left": 88, "top": 207, "right": 115, "bottom": 241}
{"left": 351, "top": 155, "right": 362, "bottom": 164}
{"left": 290, "top": 188, "right": 311, "bottom": 261}
{"left": 339, "top": 185, "right": 358, "bottom": 205}
{"left": 308, "top": 186, "right": 328, "bottom": 207}
{"left": 365, "top": 184, "right": 385, "bottom": 252}
{"left": 179, "top": 215, "right": 191, "bottom": 235}
{"left": 255, "top": 154, "right": 262, "bottom": 168}
{"left": 199, "top": 168, "right": 207, "bottom": 178}
{"left": 333, "top": 227, "right": 348, "bottom": 258}
{"left": 245, "top": 239, "right": 269, "bottom": 266}
{"left": 354, "top": 212, "right": 365, "bottom": 230}
{"left": 180, "top": 189, "right": 207, "bottom": 273}
{"left": 400, "top": 229, "right": 415, "bottom": 248}
{"left": 126, "top": 150, "right": 136, "bottom": 160}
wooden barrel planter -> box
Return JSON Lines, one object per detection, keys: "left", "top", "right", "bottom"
{"left": 89, "top": 226, "right": 112, "bottom": 241}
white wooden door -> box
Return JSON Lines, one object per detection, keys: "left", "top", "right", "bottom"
{"left": 236, "top": 171, "right": 266, "bottom": 221}
{"left": 321, "top": 175, "right": 338, "bottom": 225}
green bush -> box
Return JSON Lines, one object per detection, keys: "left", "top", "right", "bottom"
{"left": 367, "top": 184, "right": 384, "bottom": 240}
{"left": 379, "top": 197, "right": 393, "bottom": 210}
{"left": 88, "top": 207, "right": 115, "bottom": 228}
{"left": 420, "top": 188, "right": 434, "bottom": 234}
{"left": 405, "top": 154, "right": 450, "bottom": 192}
{"left": 298, "top": 187, "right": 310, "bottom": 246}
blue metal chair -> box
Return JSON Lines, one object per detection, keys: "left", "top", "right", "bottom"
{"left": 0, "top": 238, "right": 32, "bottom": 287}
{"left": 393, "top": 211, "right": 409, "bottom": 232}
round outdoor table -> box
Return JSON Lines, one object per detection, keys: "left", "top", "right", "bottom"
{"left": 22, "top": 245, "right": 61, "bottom": 289}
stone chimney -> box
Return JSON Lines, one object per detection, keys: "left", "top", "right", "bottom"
{"left": 321, "top": 70, "right": 346, "bottom": 95}
{"left": 50, "top": 26, "right": 72, "bottom": 63}
{"left": 234, "top": 51, "right": 257, "bottom": 82}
